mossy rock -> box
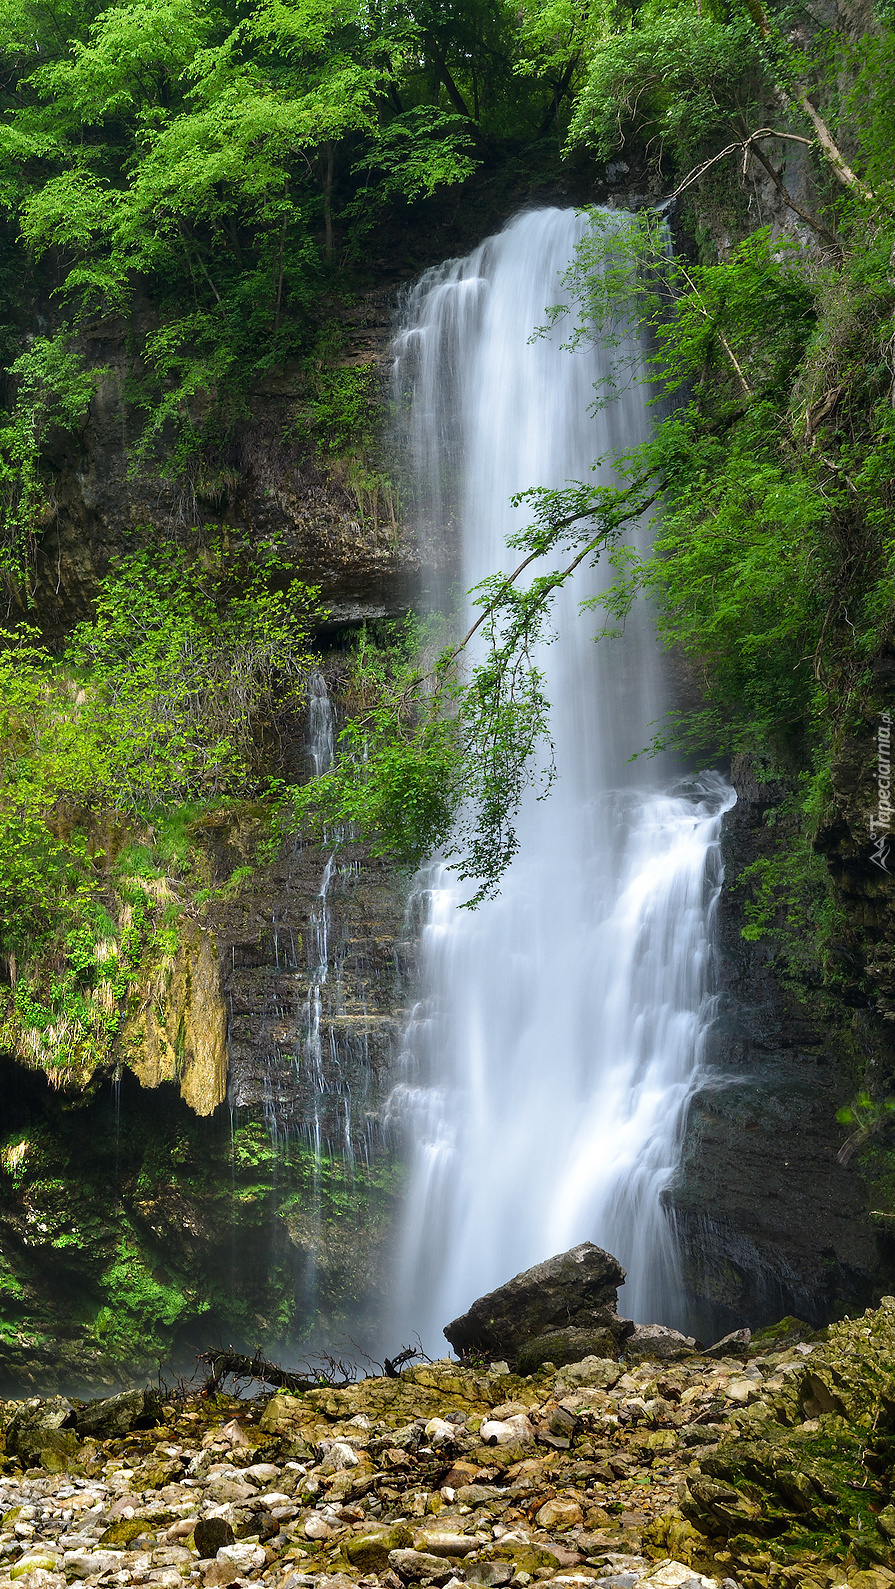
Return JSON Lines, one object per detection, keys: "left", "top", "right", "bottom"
{"left": 345, "top": 1523, "right": 412, "bottom": 1571}
{"left": 748, "top": 1317, "right": 817, "bottom": 1353}
{"left": 5, "top": 1397, "right": 79, "bottom": 1471}
{"left": 98, "top": 1518, "right": 155, "bottom": 1547}
{"left": 10, "top": 1557, "right": 61, "bottom": 1579}
{"left": 136, "top": 1458, "right": 182, "bottom": 1488}
{"left": 640, "top": 1511, "right": 708, "bottom": 1568}
{"left": 516, "top": 1327, "right": 621, "bottom": 1375}
{"left": 30, "top": 1429, "right": 81, "bottom": 1473}
{"left": 492, "top": 1544, "right": 566, "bottom": 1573}
{"left": 467, "top": 1440, "right": 529, "bottom": 1465}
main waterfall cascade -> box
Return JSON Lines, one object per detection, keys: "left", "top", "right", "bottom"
{"left": 387, "top": 206, "right": 736, "bottom": 1348}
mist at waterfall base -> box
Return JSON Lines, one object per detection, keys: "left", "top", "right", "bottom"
{"left": 387, "top": 207, "right": 736, "bottom": 1353}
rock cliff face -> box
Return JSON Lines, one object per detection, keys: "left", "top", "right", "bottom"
{"left": 28, "top": 287, "right": 415, "bottom": 645}
{"left": 0, "top": 677, "right": 415, "bottom": 1387}
{"left": 670, "top": 755, "right": 895, "bottom": 1341}
{"left": 1, "top": 265, "right": 423, "bottom": 1381}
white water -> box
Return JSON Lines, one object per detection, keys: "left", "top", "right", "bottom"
{"left": 389, "top": 207, "right": 735, "bottom": 1348}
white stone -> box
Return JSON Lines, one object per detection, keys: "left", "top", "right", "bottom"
{"left": 217, "top": 1424, "right": 250, "bottom": 1449}
{"left": 303, "top": 1517, "right": 333, "bottom": 1541}
{"left": 424, "top": 1420, "right": 455, "bottom": 1447}
{"left": 242, "top": 1465, "right": 280, "bottom": 1485}
{"left": 642, "top": 1562, "right": 718, "bottom": 1589}
{"left": 317, "top": 1442, "right": 358, "bottom": 1474}
{"left": 479, "top": 1416, "right": 534, "bottom": 1446}
{"left": 62, "top": 1552, "right": 126, "bottom": 1577}
{"left": 724, "top": 1379, "right": 759, "bottom": 1405}
{"left": 150, "top": 1548, "right": 191, "bottom": 1567}
{"left": 216, "top": 1543, "right": 265, "bottom": 1574}
{"left": 412, "top": 1533, "right": 477, "bottom": 1558}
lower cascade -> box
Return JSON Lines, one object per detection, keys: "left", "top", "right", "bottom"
{"left": 389, "top": 206, "right": 736, "bottom": 1348}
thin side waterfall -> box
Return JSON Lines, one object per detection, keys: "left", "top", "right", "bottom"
{"left": 388, "top": 206, "right": 736, "bottom": 1348}
{"left": 308, "top": 668, "right": 335, "bottom": 777}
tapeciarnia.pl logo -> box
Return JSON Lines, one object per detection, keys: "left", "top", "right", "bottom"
{"left": 871, "top": 710, "right": 892, "bottom": 872}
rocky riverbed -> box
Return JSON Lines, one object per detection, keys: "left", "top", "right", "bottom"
{"left": 1, "top": 1303, "right": 894, "bottom": 1589}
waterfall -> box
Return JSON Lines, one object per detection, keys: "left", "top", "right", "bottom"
{"left": 388, "top": 206, "right": 736, "bottom": 1349}
{"left": 308, "top": 668, "right": 335, "bottom": 776}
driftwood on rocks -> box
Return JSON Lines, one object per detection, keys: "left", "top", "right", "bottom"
{"left": 197, "top": 1338, "right": 429, "bottom": 1395}
{"left": 196, "top": 1348, "right": 356, "bottom": 1395}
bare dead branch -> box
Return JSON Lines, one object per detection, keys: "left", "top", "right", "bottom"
{"left": 196, "top": 1347, "right": 357, "bottom": 1395}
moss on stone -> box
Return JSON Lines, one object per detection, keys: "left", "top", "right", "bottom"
{"left": 98, "top": 1517, "right": 154, "bottom": 1546}
{"left": 0, "top": 1052, "right": 404, "bottom": 1391}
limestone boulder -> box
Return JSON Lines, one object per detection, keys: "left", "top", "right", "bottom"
{"left": 623, "top": 1324, "right": 697, "bottom": 1363}
{"left": 517, "top": 1326, "right": 624, "bottom": 1374}
{"left": 389, "top": 1548, "right": 458, "bottom": 1583}
{"left": 444, "top": 1243, "right": 632, "bottom": 1364}
{"left": 553, "top": 1354, "right": 623, "bottom": 1392}
{"left": 345, "top": 1523, "right": 411, "bottom": 1571}
{"left": 76, "top": 1389, "right": 151, "bottom": 1439}
{"left": 5, "top": 1398, "right": 79, "bottom": 1471}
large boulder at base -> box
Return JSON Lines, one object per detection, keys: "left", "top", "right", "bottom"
{"left": 76, "top": 1388, "right": 152, "bottom": 1439}
{"left": 5, "top": 1397, "right": 79, "bottom": 1471}
{"left": 444, "top": 1242, "right": 632, "bottom": 1363}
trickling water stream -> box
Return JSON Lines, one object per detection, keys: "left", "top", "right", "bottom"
{"left": 389, "top": 206, "right": 736, "bottom": 1348}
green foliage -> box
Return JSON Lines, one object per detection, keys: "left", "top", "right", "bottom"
{"left": 351, "top": 106, "right": 477, "bottom": 208}
{"left": 0, "top": 334, "right": 102, "bottom": 591}
{"left": 0, "top": 0, "right": 494, "bottom": 510}
{"left": 837, "top": 1092, "right": 895, "bottom": 1132}
{"left": 305, "top": 361, "right": 377, "bottom": 458}
{"left": 0, "top": 544, "right": 320, "bottom": 1073}
{"left": 293, "top": 608, "right": 556, "bottom": 900}
{"left": 292, "top": 617, "right": 462, "bottom": 873}
{"left": 67, "top": 544, "right": 321, "bottom": 807}
{"left": 732, "top": 795, "right": 839, "bottom": 995}
{"left": 567, "top": 0, "right": 763, "bottom": 169}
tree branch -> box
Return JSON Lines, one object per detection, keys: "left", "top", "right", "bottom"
{"left": 537, "top": 52, "right": 580, "bottom": 139}
{"left": 794, "top": 89, "right": 872, "bottom": 201}
{"left": 745, "top": 140, "right": 840, "bottom": 247}
{"left": 675, "top": 260, "right": 753, "bottom": 397}
{"left": 669, "top": 127, "right": 810, "bottom": 200}
{"left": 436, "top": 476, "right": 662, "bottom": 676}
{"left": 425, "top": 34, "right": 473, "bottom": 121}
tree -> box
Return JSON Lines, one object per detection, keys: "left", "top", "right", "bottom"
{"left": 0, "top": 0, "right": 480, "bottom": 532}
